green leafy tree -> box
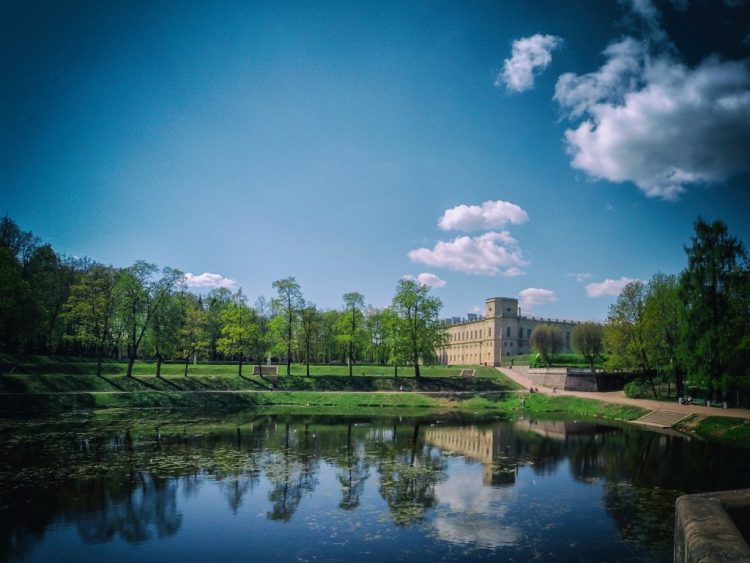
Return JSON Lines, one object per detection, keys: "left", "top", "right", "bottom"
{"left": 604, "top": 280, "right": 656, "bottom": 396}
{"left": 62, "top": 264, "right": 119, "bottom": 377}
{"left": 250, "top": 296, "right": 273, "bottom": 376}
{"left": 272, "top": 276, "right": 303, "bottom": 375}
{"left": 319, "top": 309, "right": 342, "bottom": 364}
{"left": 204, "top": 288, "right": 233, "bottom": 360}
{"left": 298, "top": 303, "right": 321, "bottom": 377}
{"left": 118, "top": 261, "right": 184, "bottom": 378}
{"left": 390, "top": 279, "right": 446, "bottom": 378}
{"left": 0, "top": 247, "right": 30, "bottom": 355}
{"left": 146, "top": 291, "right": 182, "bottom": 377}
{"left": 571, "top": 322, "right": 604, "bottom": 372}
{"left": 364, "top": 307, "right": 389, "bottom": 365}
{"left": 642, "top": 273, "right": 686, "bottom": 397}
{"left": 679, "top": 218, "right": 749, "bottom": 399}
{"left": 530, "top": 324, "right": 563, "bottom": 366}
{"left": 217, "top": 289, "right": 255, "bottom": 377}
{"left": 338, "top": 292, "right": 365, "bottom": 377}
{"left": 176, "top": 293, "right": 209, "bottom": 376}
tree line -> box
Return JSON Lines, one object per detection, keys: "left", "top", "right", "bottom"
{"left": 0, "top": 216, "right": 446, "bottom": 378}
{"left": 528, "top": 218, "right": 750, "bottom": 403}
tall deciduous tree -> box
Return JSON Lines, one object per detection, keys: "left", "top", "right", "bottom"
{"left": 118, "top": 261, "right": 183, "bottom": 378}
{"left": 338, "top": 292, "right": 365, "bottom": 377}
{"left": 176, "top": 293, "right": 208, "bottom": 376}
{"left": 62, "top": 264, "right": 119, "bottom": 378}
{"left": 605, "top": 280, "right": 657, "bottom": 396}
{"left": 530, "top": 324, "right": 563, "bottom": 366}
{"left": 217, "top": 289, "right": 255, "bottom": 377}
{"left": 205, "top": 287, "right": 233, "bottom": 361}
{"left": 643, "top": 273, "right": 686, "bottom": 397}
{"left": 390, "top": 279, "right": 445, "bottom": 378}
{"left": 299, "top": 303, "right": 321, "bottom": 377}
{"left": 251, "top": 296, "right": 273, "bottom": 376}
{"left": 571, "top": 322, "right": 604, "bottom": 372}
{"left": 679, "top": 218, "right": 749, "bottom": 399}
{"left": 146, "top": 291, "right": 181, "bottom": 377}
{"left": 272, "top": 276, "right": 303, "bottom": 376}
{"left": 0, "top": 247, "right": 29, "bottom": 355}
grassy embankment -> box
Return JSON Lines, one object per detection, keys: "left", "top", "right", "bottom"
{"left": 677, "top": 415, "right": 750, "bottom": 445}
{"left": 0, "top": 356, "right": 652, "bottom": 423}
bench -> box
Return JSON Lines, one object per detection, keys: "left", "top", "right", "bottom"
{"left": 252, "top": 365, "right": 279, "bottom": 377}
{"left": 460, "top": 369, "right": 475, "bottom": 378}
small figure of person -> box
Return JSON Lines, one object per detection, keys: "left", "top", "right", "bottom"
{"left": 553, "top": 386, "right": 557, "bottom": 394}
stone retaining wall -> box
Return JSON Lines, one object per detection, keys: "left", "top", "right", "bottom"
{"left": 524, "top": 368, "right": 630, "bottom": 392}
{"left": 674, "top": 489, "right": 750, "bottom": 562}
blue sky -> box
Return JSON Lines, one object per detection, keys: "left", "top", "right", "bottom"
{"left": 3, "top": 0, "right": 749, "bottom": 321}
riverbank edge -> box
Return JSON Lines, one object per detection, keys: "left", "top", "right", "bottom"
{"left": 2, "top": 376, "right": 747, "bottom": 444}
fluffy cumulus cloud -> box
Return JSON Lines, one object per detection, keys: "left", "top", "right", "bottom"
{"left": 585, "top": 276, "right": 641, "bottom": 297}
{"left": 498, "top": 34, "right": 562, "bottom": 92}
{"left": 403, "top": 272, "right": 447, "bottom": 288}
{"left": 408, "top": 231, "right": 528, "bottom": 276}
{"left": 438, "top": 200, "right": 529, "bottom": 232}
{"left": 184, "top": 272, "right": 237, "bottom": 290}
{"left": 555, "top": 36, "right": 750, "bottom": 199}
{"left": 518, "top": 288, "right": 557, "bottom": 309}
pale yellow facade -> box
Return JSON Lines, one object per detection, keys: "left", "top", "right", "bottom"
{"left": 438, "top": 297, "right": 581, "bottom": 367}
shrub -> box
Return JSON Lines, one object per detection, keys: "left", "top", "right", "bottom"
{"left": 624, "top": 378, "right": 652, "bottom": 398}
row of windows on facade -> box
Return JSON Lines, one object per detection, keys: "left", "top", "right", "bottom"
{"left": 450, "top": 327, "right": 572, "bottom": 343}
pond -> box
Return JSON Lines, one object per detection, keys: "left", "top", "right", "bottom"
{"left": 1, "top": 411, "right": 749, "bottom": 562}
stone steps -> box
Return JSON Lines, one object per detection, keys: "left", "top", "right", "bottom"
{"left": 636, "top": 409, "right": 691, "bottom": 428}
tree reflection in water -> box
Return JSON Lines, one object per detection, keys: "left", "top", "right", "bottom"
{"left": 2, "top": 413, "right": 750, "bottom": 562}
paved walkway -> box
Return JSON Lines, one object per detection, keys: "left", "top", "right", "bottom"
{"left": 497, "top": 367, "right": 750, "bottom": 421}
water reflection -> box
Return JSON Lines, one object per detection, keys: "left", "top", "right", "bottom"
{"left": 1, "top": 413, "right": 749, "bottom": 562}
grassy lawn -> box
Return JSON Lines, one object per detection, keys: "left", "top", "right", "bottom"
{"left": 692, "top": 416, "right": 750, "bottom": 445}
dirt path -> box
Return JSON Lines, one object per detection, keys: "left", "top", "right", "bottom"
{"left": 497, "top": 367, "right": 750, "bottom": 420}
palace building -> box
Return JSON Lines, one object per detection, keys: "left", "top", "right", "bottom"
{"left": 438, "top": 297, "right": 582, "bottom": 367}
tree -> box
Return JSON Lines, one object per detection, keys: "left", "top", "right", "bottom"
{"left": 338, "top": 292, "right": 365, "bottom": 377}
{"left": 364, "top": 307, "right": 389, "bottom": 365}
{"left": 62, "top": 264, "right": 119, "bottom": 378}
{"left": 604, "top": 280, "right": 657, "bottom": 396}
{"left": 380, "top": 307, "right": 404, "bottom": 377}
{"left": 642, "top": 273, "right": 686, "bottom": 397}
{"left": 204, "top": 288, "right": 233, "bottom": 360}
{"left": 0, "top": 247, "right": 29, "bottom": 354}
{"left": 118, "top": 261, "right": 183, "bottom": 378}
{"left": 571, "top": 322, "right": 604, "bottom": 372}
{"left": 250, "top": 296, "right": 273, "bottom": 377}
{"left": 176, "top": 293, "right": 208, "bottom": 376}
{"left": 217, "top": 290, "right": 255, "bottom": 377}
{"left": 272, "top": 277, "right": 303, "bottom": 376}
{"left": 145, "top": 291, "right": 181, "bottom": 377}
{"left": 298, "top": 303, "right": 320, "bottom": 377}
{"left": 390, "top": 279, "right": 446, "bottom": 378}
{"left": 530, "top": 324, "right": 563, "bottom": 366}
{"left": 679, "top": 218, "right": 749, "bottom": 399}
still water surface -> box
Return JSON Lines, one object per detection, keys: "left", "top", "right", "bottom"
{"left": 1, "top": 412, "right": 748, "bottom": 562}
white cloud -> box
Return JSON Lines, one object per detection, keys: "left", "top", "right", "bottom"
{"left": 184, "top": 272, "right": 237, "bottom": 290}
{"left": 556, "top": 38, "right": 750, "bottom": 199}
{"left": 498, "top": 34, "right": 562, "bottom": 93}
{"left": 402, "top": 272, "right": 447, "bottom": 288}
{"left": 585, "top": 276, "right": 641, "bottom": 297}
{"left": 438, "top": 200, "right": 529, "bottom": 232}
{"left": 518, "top": 288, "right": 557, "bottom": 309}
{"left": 408, "top": 231, "right": 528, "bottom": 276}
{"left": 568, "top": 272, "right": 592, "bottom": 282}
